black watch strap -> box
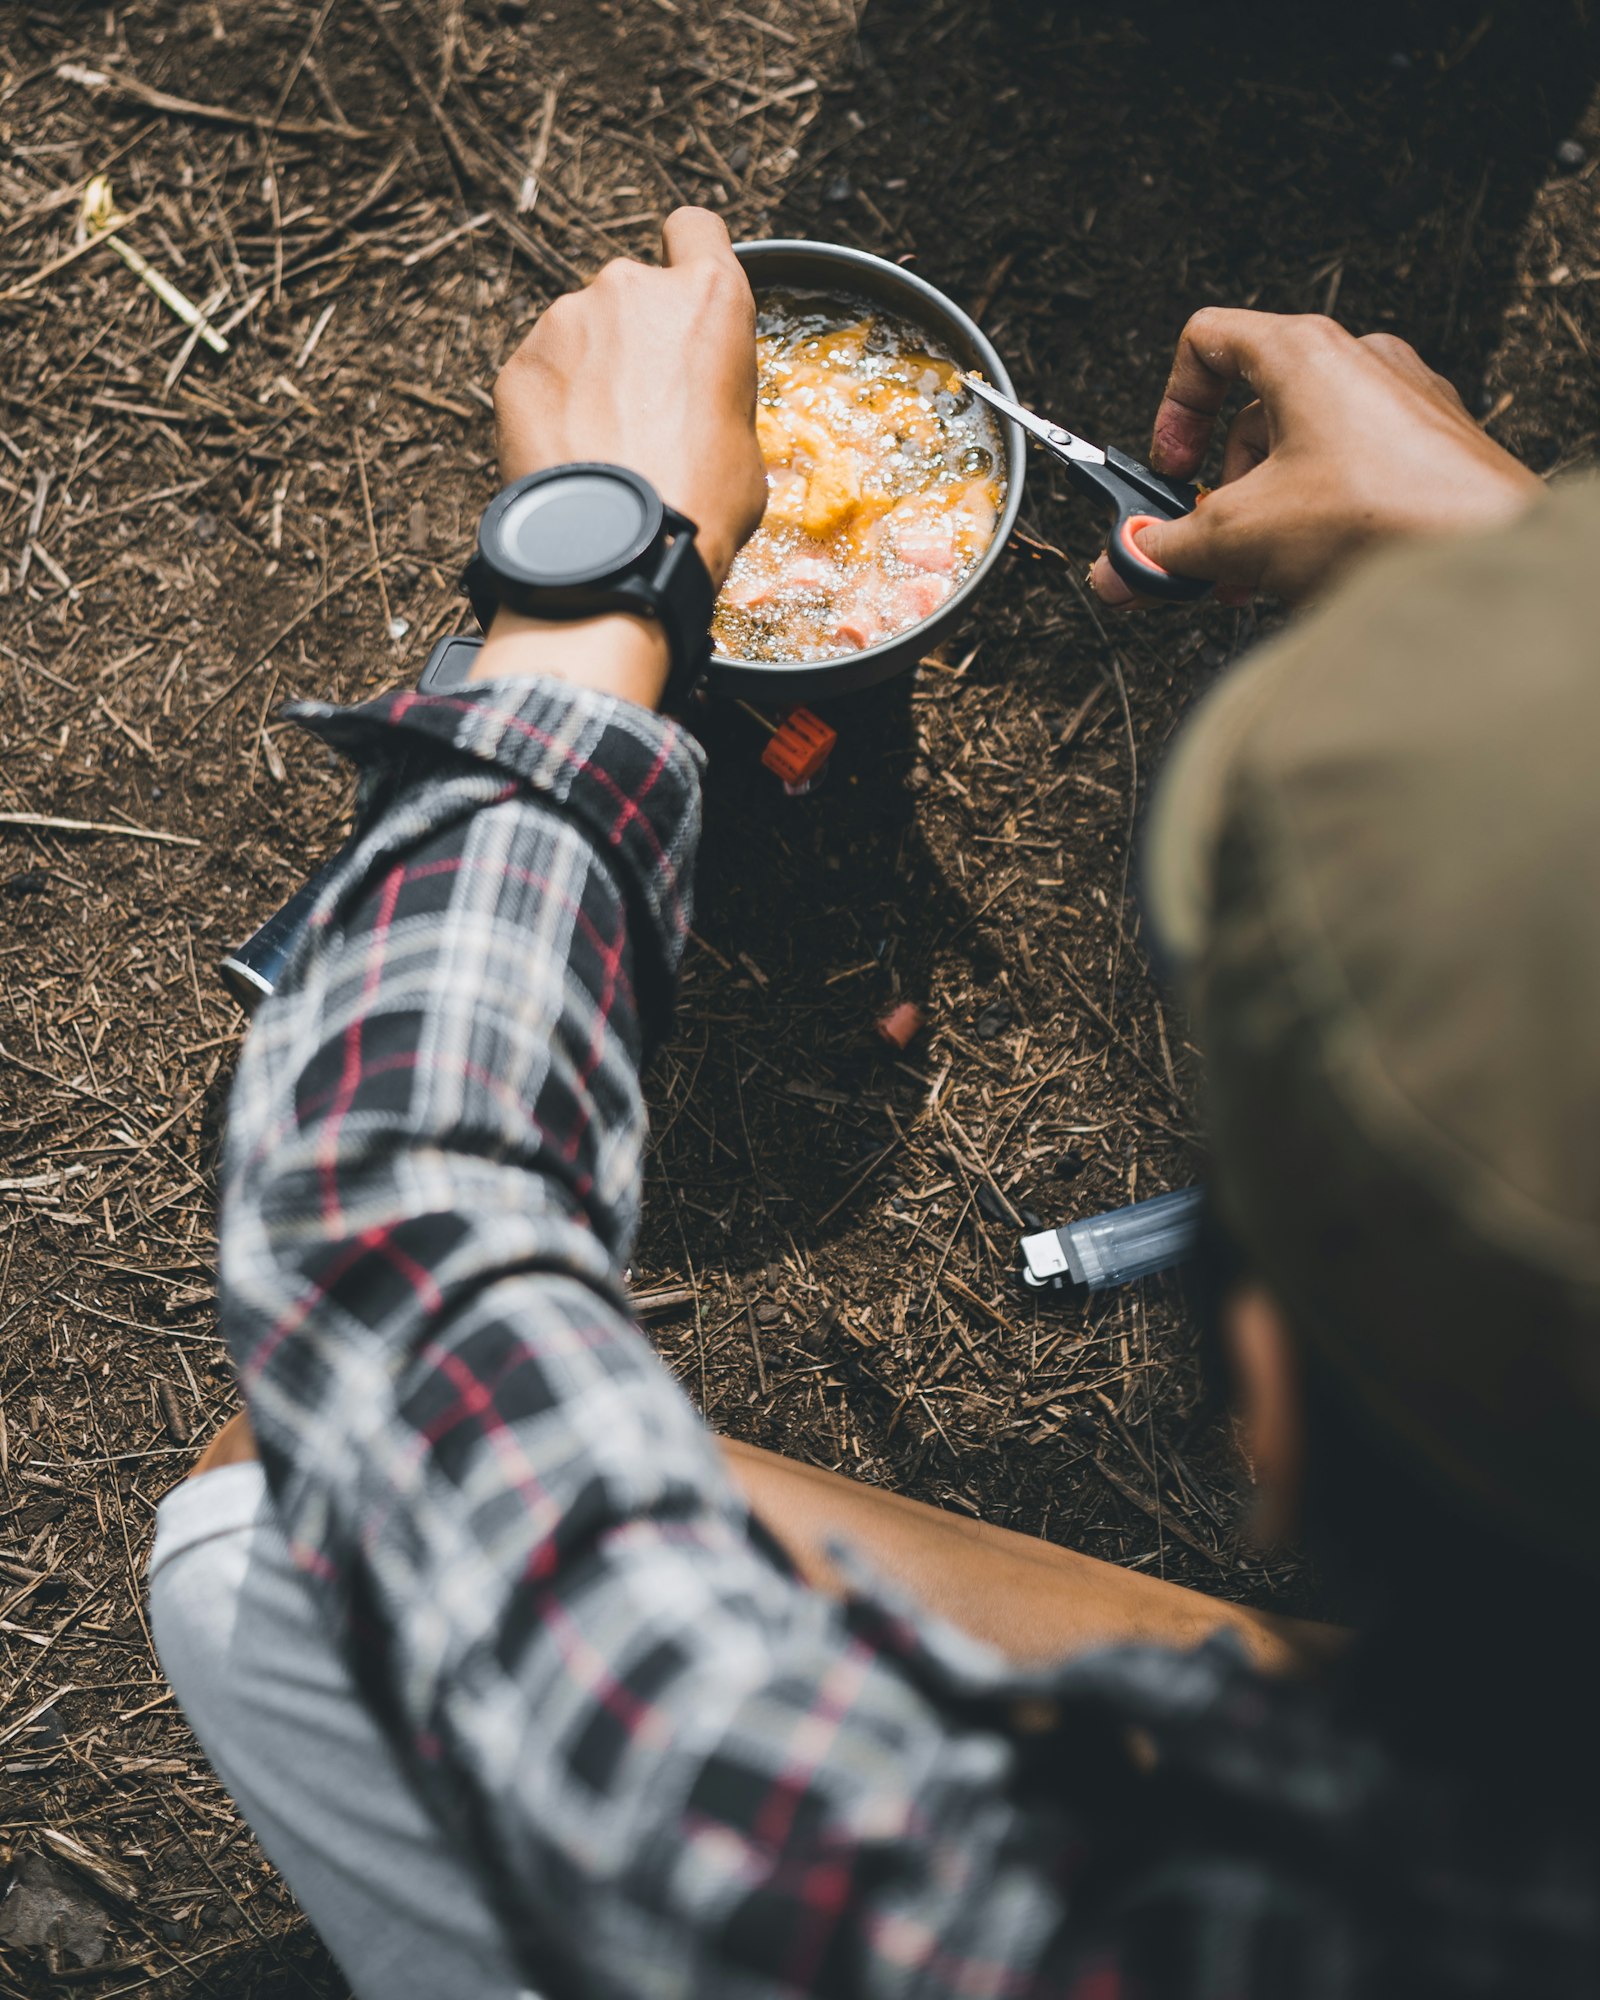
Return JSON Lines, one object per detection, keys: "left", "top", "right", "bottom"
{"left": 463, "top": 496, "right": 715, "bottom": 709}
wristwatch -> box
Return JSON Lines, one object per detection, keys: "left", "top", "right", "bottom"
{"left": 462, "top": 463, "right": 715, "bottom": 706}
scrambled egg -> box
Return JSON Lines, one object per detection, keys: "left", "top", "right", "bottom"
{"left": 714, "top": 302, "right": 1005, "bottom": 664}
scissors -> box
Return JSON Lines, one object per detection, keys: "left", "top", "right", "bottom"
{"left": 960, "top": 373, "right": 1210, "bottom": 603}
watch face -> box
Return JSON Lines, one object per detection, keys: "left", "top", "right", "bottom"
{"left": 490, "top": 469, "right": 658, "bottom": 585}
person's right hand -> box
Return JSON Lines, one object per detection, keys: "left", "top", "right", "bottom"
{"left": 1088, "top": 309, "right": 1542, "bottom": 609}
{"left": 471, "top": 206, "right": 766, "bottom": 710}
{"left": 491, "top": 206, "right": 766, "bottom": 592}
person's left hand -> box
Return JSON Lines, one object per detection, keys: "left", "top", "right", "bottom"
{"left": 1086, "top": 310, "right": 1540, "bottom": 610}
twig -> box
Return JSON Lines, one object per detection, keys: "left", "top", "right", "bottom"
{"left": 15, "top": 468, "right": 49, "bottom": 587}
{"left": 629, "top": 1285, "right": 696, "bottom": 1319}
{"left": 1092, "top": 1456, "right": 1225, "bottom": 1569}
{"left": 294, "top": 300, "right": 337, "bottom": 371}
{"left": 0, "top": 211, "right": 137, "bottom": 302}
{"left": 402, "top": 209, "right": 492, "bottom": 267}
{"left": 351, "top": 426, "right": 397, "bottom": 642}
{"left": 82, "top": 175, "right": 229, "bottom": 355}
{"left": 269, "top": 0, "right": 343, "bottom": 131}
{"left": 56, "top": 60, "right": 373, "bottom": 141}
{"left": 1442, "top": 162, "right": 1492, "bottom": 350}
{"left": 743, "top": 1297, "right": 769, "bottom": 1395}
{"left": 1052, "top": 944, "right": 1187, "bottom": 1113}
{"left": 496, "top": 211, "right": 588, "bottom": 289}
{"left": 0, "top": 1682, "right": 77, "bottom": 1752}
{"left": 934, "top": 1275, "right": 1003, "bottom": 1370}
{"left": 940, "top": 1110, "right": 1025, "bottom": 1230}
{"left": 812, "top": 1132, "right": 906, "bottom": 1228}
{"left": 0, "top": 812, "right": 199, "bottom": 847}
{"left": 82, "top": 1373, "right": 153, "bottom": 1654}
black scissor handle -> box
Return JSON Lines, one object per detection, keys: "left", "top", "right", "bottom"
{"left": 1078, "top": 448, "right": 1210, "bottom": 604}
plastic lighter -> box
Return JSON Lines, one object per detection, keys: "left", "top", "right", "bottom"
{"left": 1019, "top": 1185, "right": 1205, "bottom": 1292}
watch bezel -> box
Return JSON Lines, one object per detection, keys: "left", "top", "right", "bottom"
{"left": 477, "top": 463, "right": 665, "bottom": 592}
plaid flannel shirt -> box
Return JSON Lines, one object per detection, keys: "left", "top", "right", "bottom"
{"left": 220, "top": 676, "right": 1596, "bottom": 2000}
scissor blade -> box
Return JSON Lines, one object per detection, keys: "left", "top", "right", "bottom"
{"left": 958, "top": 372, "right": 1106, "bottom": 466}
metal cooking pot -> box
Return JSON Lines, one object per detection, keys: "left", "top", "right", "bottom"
{"left": 706, "top": 239, "right": 1026, "bottom": 703}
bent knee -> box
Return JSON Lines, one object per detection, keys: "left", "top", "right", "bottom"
{"left": 148, "top": 1461, "right": 272, "bottom": 1707}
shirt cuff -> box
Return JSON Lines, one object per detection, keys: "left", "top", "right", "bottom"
{"left": 283, "top": 675, "right": 705, "bottom": 1031}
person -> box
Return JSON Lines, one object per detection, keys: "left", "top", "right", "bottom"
{"left": 149, "top": 207, "right": 1600, "bottom": 1998}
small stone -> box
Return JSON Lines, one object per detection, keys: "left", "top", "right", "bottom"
{"left": 976, "top": 999, "right": 1013, "bottom": 1041}
{"left": 1053, "top": 1151, "right": 1087, "bottom": 1181}
{"left": 755, "top": 1300, "right": 783, "bottom": 1327}
{"left": 193, "top": 511, "right": 219, "bottom": 542}
{"left": 1557, "top": 138, "right": 1587, "bottom": 170}
{"left": 824, "top": 174, "right": 853, "bottom": 203}
{"left": 0, "top": 1856, "right": 108, "bottom": 1967}
{"left": 805, "top": 1303, "right": 840, "bottom": 1350}
{"left": 2, "top": 870, "right": 47, "bottom": 896}
{"left": 975, "top": 1182, "right": 1008, "bottom": 1222}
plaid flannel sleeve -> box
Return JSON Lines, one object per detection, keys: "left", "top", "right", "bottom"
{"left": 217, "top": 675, "right": 1137, "bottom": 2000}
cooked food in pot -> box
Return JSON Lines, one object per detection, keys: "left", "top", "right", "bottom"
{"left": 713, "top": 291, "right": 1006, "bottom": 663}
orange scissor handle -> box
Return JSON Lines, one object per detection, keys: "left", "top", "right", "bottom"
{"left": 1108, "top": 509, "right": 1210, "bottom": 603}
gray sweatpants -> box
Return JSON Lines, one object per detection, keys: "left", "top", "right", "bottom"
{"left": 149, "top": 1463, "right": 541, "bottom": 2000}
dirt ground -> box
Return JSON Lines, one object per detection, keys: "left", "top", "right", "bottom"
{"left": 2, "top": 0, "right": 1598, "bottom": 1990}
